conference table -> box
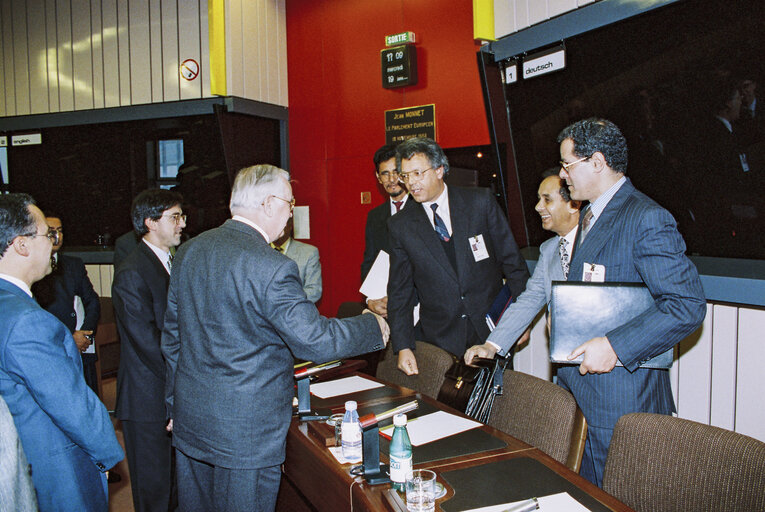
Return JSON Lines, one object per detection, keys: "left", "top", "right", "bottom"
{"left": 277, "top": 371, "right": 634, "bottom": 512}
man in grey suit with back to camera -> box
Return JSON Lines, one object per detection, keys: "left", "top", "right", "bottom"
{"left": 271, "top": 218, "right": 322, "bottom": 303}
{"left": 554, "top": 118, "right": 705, "bottom": 486}
{"left": 112, "top": 189, "right": 185, "bottom": 512}
{"left": 162, "top": 164, "right": 389, "bottom": 512}
{"left": 464, "top": 169, "right": 581, "bottom": 364}
{"left": 387, "top": 137, "right": 529, "bottom": 375}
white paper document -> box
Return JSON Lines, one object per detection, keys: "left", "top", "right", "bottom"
{"left": 460, "top": 492, "right": 591, "bottom": 512}
{"left": 327, "top": 446, "right": 361, "bottom": 464}
{"left": 74, "top": 296, "right": 95, "bottom": 354}
{"left": 359, "top": 251, "right": 389, "bottom": 299}
{"left": 398, "top": 411, "right": 481, "bottom": 446}
{"left": 310, "top": 375, "right": 384, "bottom": 399}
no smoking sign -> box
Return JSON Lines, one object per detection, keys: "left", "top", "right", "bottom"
{"left": 180, "top": 59, "right": 199, "bottom": 81}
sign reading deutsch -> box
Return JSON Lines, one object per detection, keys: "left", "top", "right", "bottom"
{"left": 384, "top": 105, "right": 435, "bottom": 145}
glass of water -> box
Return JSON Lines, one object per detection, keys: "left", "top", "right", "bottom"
{"left": 405, "top": 469, "right": 436, "bottom": 512}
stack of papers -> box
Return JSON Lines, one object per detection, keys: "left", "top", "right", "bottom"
{"left": 380, "top": 411, "right": 481, "bottom": 446}
{"left": 460, "top": 492, "right": 591, "bottom": 511}
{"left": 310, "top": 375, "right": 384, "bottom": 399}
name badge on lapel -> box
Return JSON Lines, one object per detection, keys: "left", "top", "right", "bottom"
{"left": 583, "top": 263, "right": 606, "bottom": 282}
{"left": 470, "top": 234, "right": 490, "bottom": 262}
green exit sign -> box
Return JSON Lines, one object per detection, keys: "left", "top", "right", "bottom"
{"left": 385, "top": 31, "right": 415, "bottom": 47}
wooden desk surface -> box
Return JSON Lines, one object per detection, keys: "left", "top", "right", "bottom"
{"left": 281, "top": 374, "right": 634, "bottom": 512}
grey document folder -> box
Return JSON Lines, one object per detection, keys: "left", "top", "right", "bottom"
{"left": 549, "top": 281, "right": 674, "bottom": 369}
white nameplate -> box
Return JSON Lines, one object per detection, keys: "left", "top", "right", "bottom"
{"left": 523, "top": 47, "right": 565, "bottom": 79}
{"left": 12, "top": 133, "right": 42, "bottom": 146}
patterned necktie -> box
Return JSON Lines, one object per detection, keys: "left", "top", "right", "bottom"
{"left": 271, "top": 243, "right": 284, "bottom": 252}
{"left": 558, "top": 238, "right": 570, "bottom": 279}
{"left": 579, "top": 207, "right": 594, "bottom": 244}
{"left": 167, "top": 253, "right": 173, "bottom": 272}
{"left": 430, "top": 203, "right": 450, "bottom": 242}
{"left": 393, "top": 201, "right": 403, "bottom": 213}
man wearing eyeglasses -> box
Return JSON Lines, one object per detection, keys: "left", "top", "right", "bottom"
{"left": 361, "top": 144, "right": 415, "bottom": 317}
{"left": 555, "top": 118, "right": 705, "bottom": 486}
{"left": 0, "top": 193, "right": 123, "bottom": 511}
{"left": 112, "top": 189, "right": 186, "bottom": 512}
{"left": 387, "top": 137, "right": 530, "bottom": 376}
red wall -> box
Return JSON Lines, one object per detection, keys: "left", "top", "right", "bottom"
{"left": 286, "top": 0, "right": 490, "bottom": 317}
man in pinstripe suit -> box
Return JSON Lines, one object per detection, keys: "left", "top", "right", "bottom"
{"left": 556, "top": 118, "right": 706, "bottom": 486}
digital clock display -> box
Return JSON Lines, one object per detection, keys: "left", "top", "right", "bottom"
{"left": 381, "top": 45, "right": 418, "bottom": 89}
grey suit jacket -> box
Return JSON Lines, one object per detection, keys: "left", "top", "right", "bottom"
{"left": 486, "top": 234, "right": 564, "bottom": 355}
{"left": 162, "top": 219, "right": 383, "bottom": 469}
{"left": 387, "top": 186, "right": 529, "bottom": 357}
{"left": 284, "top": 238, "right": 322, "bottom": 303}
{"left": 0, "top": 395, "right": 37, "bottom": 512}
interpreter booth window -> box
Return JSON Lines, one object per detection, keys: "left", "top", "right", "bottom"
{"left": 0, "top": 147, "right": 8, "bottom": 193}
{"left": 157, "top": 139, "right": 184, "bottom": 189}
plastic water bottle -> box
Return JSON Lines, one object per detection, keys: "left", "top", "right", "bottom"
{"left": 388, "top": 413, "right": 412, "bottom": 491}
{"left": 341, "top": 400, "right": 362, "bottom": 462}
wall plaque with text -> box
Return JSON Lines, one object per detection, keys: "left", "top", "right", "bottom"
{"left": 384, "top": 104, "right": 435, "bottom": 145}
{"left": 381, "top": 45, "right": 418, "bottom": 89}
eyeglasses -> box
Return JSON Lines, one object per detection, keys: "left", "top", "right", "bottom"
{"left": 399, "top": 167, "right": 435, "bottom": 183}
{"left": 162, "top": 213, "right": 187, "bottom": 224}
{"left": 271, "top": 195, "right": 295, "bottom": 212}
{"left": 19, "top": 229, "right": 60, "bottom": 246}
{"left": 559, "top": 156, "right": 590, "bottom": 172}
{"left": 377, "top": 170, "right": 400, "bottom": 180}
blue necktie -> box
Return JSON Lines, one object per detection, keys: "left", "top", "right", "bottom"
{"left": 430, "top": 203, "right": 450, "bottom": 242}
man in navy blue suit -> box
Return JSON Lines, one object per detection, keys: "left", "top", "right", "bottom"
{"left": 0, "top": 193, "right": 123, "bottom": 511}
{"left": 556, "top": 118, "right": 706, "bottom": 486}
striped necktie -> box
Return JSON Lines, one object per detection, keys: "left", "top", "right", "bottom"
{"left": 430, "top": 203, "right": 450, "bottom": 242}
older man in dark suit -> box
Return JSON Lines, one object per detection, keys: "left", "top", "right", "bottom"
{"left": 557, "top": 118, "right": 706, "bottom": 486}
{"left": 113, "top": 189, "right": 185, "bottom": 512}
{"left": 387, "top": 137, "right": 529, "bottom": 376}
{"left": 162, "top": 164, "right": 388, "bottom": 512}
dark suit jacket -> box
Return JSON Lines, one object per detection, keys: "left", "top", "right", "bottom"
{"left": 559, "top": 178, "right": 706, "bottom": 432}
{"left": 361, "top": 196, "right": 415, "bottom": 281}
{"left": 33, "top": 254, "right": 100, "bottom": 334}
{"left": 0, "top": 280, "right": 123, "bottom": 511}
{"left": 113, "top": 241, "right": 170, "bottom": 422}
{"left": 112, "top": 231, "right": 140, "bottom": 272}
{"left": 162, "top": 219, "right": 383, "bottom": 469}
{"left": 387, "top": 186, "right": 529, "bottom": 357}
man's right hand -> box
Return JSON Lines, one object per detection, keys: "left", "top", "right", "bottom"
{"left": 363, "top": 309, "right": 390, "bottom": 346}
{"left": 367, "top": 296, "right": 388, "bottom": 317}
{"left": 464, "top": 343, "right": 498, "bottom": 366}
{"left": 397, "top": 349, "right": 419, "bottom": 375}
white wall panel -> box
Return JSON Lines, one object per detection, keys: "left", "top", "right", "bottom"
{"left": 116, "top": 0, "right": 130, "bottom": 105}
{"left": 528, "top": 0, "right": 547, "bottom": 26}
{"left": 27, "top": 0, "right": 49, "bottom": 114}
{"left": 127, "top": 0, "right": 151, "bottom": 105}
{"left": 148, "top": 0, "right": 162, "bottom": 102}
{"left": 161, "top": 0, "right": 180, "bottom": 101}
{"left": 101, "top": 0, "right": 120, "bottom": 108}
{"left": 44, "top": 0, "right": 59, "bottom": 112}
{"left": 227, "top": 0, "right": 245, "bottom": 98}
{"left": 91, "top": 0, "right": 105, "bottom": 109}
{"left": 709, "top": 304, "right": 737, "bottom": 431}
{"left": 495, "top": 1, "right": 515, "bottom": 42}
{"left": 675, "top": 311, "right": 711, "bottom": 424}
{"left": 735, "top": 307, "right": 765, "bottom": 441}
{"left": 12, "top": 0, "right": 31, "bottom": 115}
{"left": 514, "top": 0, "right": 529, "bottom": 33}
{"left": 548, "top": 0, "right": 577, "bottom": 18}
{"left": 199, "top": 0, "right": 211, "bottom": 98}
{"left": 72, "top": 0, "right": 95, "bottom": 110}
{"left": 0, "top": 3, "right": 7, "bottom": 117}
{"left": 178, "top": 0, "right": 202, "bottom": 99}
{"left": 56, "top": 0, "right": 74, "bottom": 112}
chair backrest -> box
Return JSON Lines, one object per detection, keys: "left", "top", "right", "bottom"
{"left": 376, "top": 341, "right": 453, "bottom": 399}
{"left": 487, "top": 370, "right": 586, "bottom": 472}
{"left": 603, "top": 413, "right": 765, "bottom": 512}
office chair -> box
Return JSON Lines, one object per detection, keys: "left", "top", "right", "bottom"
{"left": 603, "top": 413, "right": 765, "bottom": 512}
{"left": 488, "top": 370, "right": 587, "bottom": 472}
{"left": 376, "top": 341, "right": 453, "bottom": 399}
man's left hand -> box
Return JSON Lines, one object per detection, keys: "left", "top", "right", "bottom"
{"left": 73, "top": 330, "right": 93, "bottom": 353}
{"left": 568, "top": 336, "right": 618, "bottom": 375}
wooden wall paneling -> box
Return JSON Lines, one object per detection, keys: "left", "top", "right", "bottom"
{"left": 709, "top": 304, "right": 738, "bottom": 431}
{"left": 226, "top": 0, "right": 244, "bottom": 98}
{"left": 27, "top": 0, "right": 49, "bottom": 114}
{"left": 675, "top": 308, "right": 712, "bottom": 424}
{"left": 735, "top": 307, "right": 765, "bottom": 442}
{"left": 72, "top": 0, "right": 95, "bottom": 110}
{"left": 148, "top": 0, "right": 163, "bottom": 102}
{"left": 128, "top": 0, "right": 151, "bottom": 105}
{"left": 101, "top": 0, "right": 120, "bottom": 107}
{"left": 90, "top": 0, "right": 105, "bottom": 109}
{"left": 178, "top": 0, "right": 201, "bottom": 99}
{"left": 161, "top": 0, "right": 180, "bottom": 101}
{"left": 199, "top": 0, "right": 211, "bottom": 98}
{"left": 44, "top": 0, "right": 59, "bottom": 112}
{"left": 55, "top": 0, "right": 74, "bottom": 112}
{"left": 12, "top": 0, "right": 31, "bottom": 115}
{"left": 116, "top": 0, "right": 131, "bottom": 105}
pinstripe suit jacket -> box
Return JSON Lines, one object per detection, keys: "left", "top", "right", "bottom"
{"left": 486, "top": 234, "right": 565, "bottom": 355}
{"left": 558, "top": 179, "right": 706, "bottom": 430}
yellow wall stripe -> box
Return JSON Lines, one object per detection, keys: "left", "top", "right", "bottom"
{"left": 473, "top": 0, "right": 495, "bottom": 41}
{"left": 209, "top": 0, "right": 227, "bottom": 96}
